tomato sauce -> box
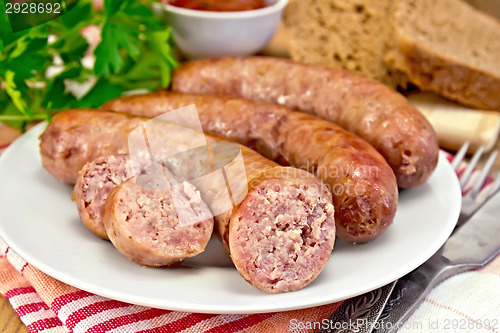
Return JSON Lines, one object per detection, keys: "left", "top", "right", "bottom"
{"left": 168, "top": 0, "right": 267, "bottom": 12}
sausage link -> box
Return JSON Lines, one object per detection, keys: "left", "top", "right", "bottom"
{"left": 103, "top": 92, "right": 398, "bottom": 243}
{"left": 170, "top": 57, "right": 439, "bottom": 189}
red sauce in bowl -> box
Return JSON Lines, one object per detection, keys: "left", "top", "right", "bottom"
{"left": 167, "top": 0, "right": 267, "bottom": 12}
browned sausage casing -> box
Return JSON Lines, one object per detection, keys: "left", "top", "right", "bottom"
{"left": 103, "top": 92, "right": 398, "bottom": 243}
{"left": 170, "top": 57, "right": 439, "bottom": 189}
{"left": 39, "top": 110, "right": 143, "bottom": 184}
{"left": 40, "top": 109, "right": 336, "bottom": 293}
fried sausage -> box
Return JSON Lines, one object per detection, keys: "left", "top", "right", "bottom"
{"left": 103, "top": 92, "right": 398, "bottom": 243}
{"left": 103, "top": 173, "right": 214, "bottom": 267}
{"left": 170, "top": 56, "right": 439, "bottom": 189}
{"left": 40, "top": 109, "right": 336, "bottom": 293}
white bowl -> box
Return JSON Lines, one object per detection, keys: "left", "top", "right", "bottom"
{"left": 164, "top": 0, "right": 288, "bottom": 59}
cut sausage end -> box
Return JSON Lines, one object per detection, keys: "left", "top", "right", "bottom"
{"left": 104, "top": 175, "right": 214, "bottom": 267}
{"left": 229, "top": 179, "right": 335, "bottom": 293}
{"left": 74, "top": 154, "right": 135, "bottom": 240}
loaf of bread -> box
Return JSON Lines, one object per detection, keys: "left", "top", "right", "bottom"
{"left": 284, "top": 0, "right": 500, "bottom": 110}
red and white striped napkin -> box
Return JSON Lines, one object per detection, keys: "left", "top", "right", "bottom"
{"left": 0, "top": 146, "right": 499, "bottom": 333}
{"left": 0, "top": 241, "right": 340, "bottom": 333}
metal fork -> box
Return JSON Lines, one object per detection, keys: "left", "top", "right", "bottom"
{"left": 316, "top": 144, "right": 500, "bottom": 333}
{"left": 451, "top": 141, "right": 500, "bottom": 224}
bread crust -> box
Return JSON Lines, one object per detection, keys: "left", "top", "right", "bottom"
{"left": 389, "top": 35, "right": 500, "bottom": 110}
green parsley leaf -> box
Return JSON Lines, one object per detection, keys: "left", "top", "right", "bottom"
{"left": 4, "top": 70, "right": 29, "bottom": 116}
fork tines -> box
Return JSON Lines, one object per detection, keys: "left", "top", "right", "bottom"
{"left": 452, "top": 141, "right": 500, "bottom": 221}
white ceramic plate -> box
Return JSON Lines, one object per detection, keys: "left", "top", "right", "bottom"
{"left": 0, "top": 123, "right": 461, "bottom": 314}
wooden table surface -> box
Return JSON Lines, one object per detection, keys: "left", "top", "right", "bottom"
{"left": 1, "top": 123, "right": 500, "bottom": 332}
{"left": 0, "top": 299, "right": 30, "bottom": 333}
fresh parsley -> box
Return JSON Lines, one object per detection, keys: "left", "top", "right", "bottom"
{"left": 0, "top": 0, "right": 179, "bottom": 130}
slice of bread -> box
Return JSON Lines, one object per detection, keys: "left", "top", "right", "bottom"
{"left": 284, "top": 0, "right": 500, "bottom": 110}
{"left": 284, "top": 0, "right": 394, "bottom": 84}
{"left": 387, "top": 0, "right": 500, "bottom": 110}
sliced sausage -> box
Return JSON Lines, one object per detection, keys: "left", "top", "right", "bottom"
{"left": 170, "top": 56, "right": 439, "bottom": 189}
{"left": 40, "top": 109, "right": 336, "bottom": 293}
{"left": 103, "top": 173, "right": 214, "bottom": 267}
{"left": 103, "top": 92, "right": 398, "bottom": 243}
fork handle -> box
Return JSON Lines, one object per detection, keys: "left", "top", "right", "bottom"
{"left": 372, "top": 257, "right": 476, "bottom": 333}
